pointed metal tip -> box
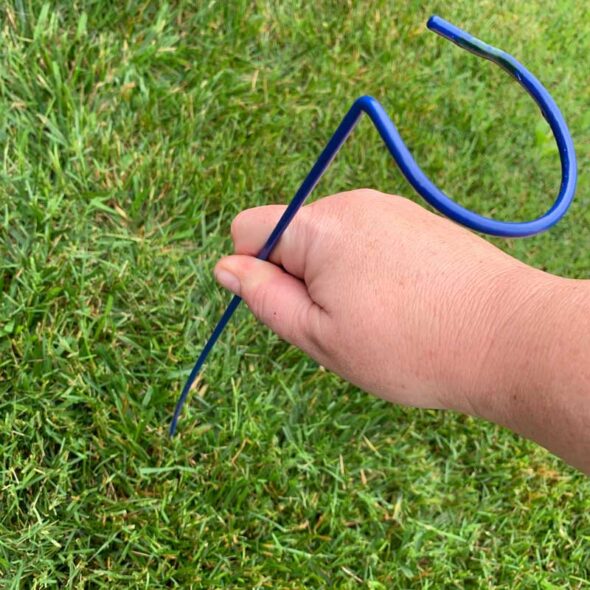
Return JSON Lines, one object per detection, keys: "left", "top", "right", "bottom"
{"left": 168, "top": 415, "right": 179, "bottom": 437}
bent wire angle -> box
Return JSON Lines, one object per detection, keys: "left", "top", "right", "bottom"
{"left": 169, "top": 15, "right": 577, "bottom": 436}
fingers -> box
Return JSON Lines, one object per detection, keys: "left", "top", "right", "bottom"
{"left": 230, "top": 205, "right": 309, "bottom": 279}
{"left": 214, "top": 254, "right": 325, "bottom": 355}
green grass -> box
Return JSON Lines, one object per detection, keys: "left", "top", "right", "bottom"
{"left": 1, "top": 0, "right": 589, "bottom": 587}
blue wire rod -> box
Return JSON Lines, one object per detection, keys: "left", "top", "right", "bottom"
{"left": 169, "top": 15, "right": 577, "bottom": 436}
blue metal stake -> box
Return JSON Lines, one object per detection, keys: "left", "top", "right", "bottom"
{"left": 170, "top": 15, "right": 577, "bottom": 436}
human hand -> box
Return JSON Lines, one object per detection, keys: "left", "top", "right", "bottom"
{"left": 214, "top": 189, "right": 590, "bottom": 472}
{"left": 214, "top": 189, "right": 544, "bottom": 415}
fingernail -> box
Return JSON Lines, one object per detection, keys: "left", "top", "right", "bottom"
{"left": 215, "top": 268, "right": 241, "bottom": 295}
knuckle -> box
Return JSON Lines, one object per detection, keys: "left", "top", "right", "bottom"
{"left": 230, "top": 210, "right": 249, "bottom": 245}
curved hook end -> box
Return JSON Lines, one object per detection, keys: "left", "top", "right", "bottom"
{"left": 426, "top": 15, "right": 446, "bottom": 33}
{"left": 426, "top": 15, "right": 476, "bottom": 48}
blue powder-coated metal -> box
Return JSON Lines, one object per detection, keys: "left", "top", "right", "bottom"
{"left": 169, "top": 15, "right": 577, "bottom": 436}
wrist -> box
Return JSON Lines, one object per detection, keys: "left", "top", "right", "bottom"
{"left": 467, "top": 268, "right": 590, "bottom": 469}
{"left": 434, "top": 262, "right": 550, "bottom": 417}
{"left": 467, "top": 267, "right": 558, "bottom": 419}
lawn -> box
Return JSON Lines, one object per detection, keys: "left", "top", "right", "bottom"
{"left": 1, "top": 0, "right": 589, "bottom": 587}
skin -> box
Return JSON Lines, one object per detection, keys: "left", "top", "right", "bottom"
{"left": 213, "top": 189, "right": 590, "bottom": 474}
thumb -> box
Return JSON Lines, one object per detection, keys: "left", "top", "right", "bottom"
{"left": 214, "top": 255, "right": 324, "bottom": 354}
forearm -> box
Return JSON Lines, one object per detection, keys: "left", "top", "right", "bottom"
{"left": 472, "top": 271, "right": 590, "bottom": 473}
